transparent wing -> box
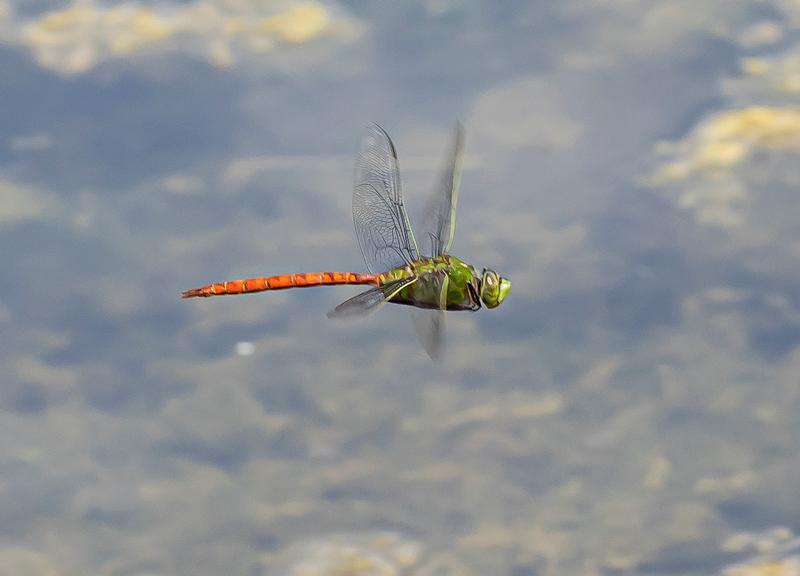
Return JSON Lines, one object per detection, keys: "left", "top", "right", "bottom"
{"left": 327, "top": 277, "right": 418, "bottom": 319}
{"left": 412, "top": 309, "right": 445, "bottom": 361}
{"left": 353, "top": 124, "right": 419, "bottom": 274}
{"left": 420, "top": 124, "right": 464, "bottom": 258}
{"left": 411, "top": 272, "right": 448, "bottom": 360}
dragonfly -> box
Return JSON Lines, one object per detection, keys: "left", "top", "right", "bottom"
{"left": 182, "top": 124, "right": 511, "bottom": 359}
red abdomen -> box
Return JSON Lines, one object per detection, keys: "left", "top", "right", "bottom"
{"left": 182, "top": 271, "right": 379, "bottom": 298}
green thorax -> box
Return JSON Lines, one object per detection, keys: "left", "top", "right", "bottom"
{"left": 379, "top": 255, "right": 479, "bottom": 311}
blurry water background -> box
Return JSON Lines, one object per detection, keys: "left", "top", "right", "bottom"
{"left": 1, "top": 1, "right": 799, "bottom": 575}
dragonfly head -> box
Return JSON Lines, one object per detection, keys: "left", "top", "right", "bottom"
{"left": 479, "top": 268, "right": 511, "bottom": 309}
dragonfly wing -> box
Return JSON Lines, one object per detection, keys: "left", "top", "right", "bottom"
{"left": 412, "top": 309, "right": 445, "bottom": 361}
{"left": 411, "top": 272, "right": 449, "bottom": 360}
{"left": 327, "top": 276, "right": 418, "bottom": 319}
{"left": 420, "top": 124, "right": 464, "bottom": 257}
{"left": 353, "top": 124, "right": 420, "bottom": 274}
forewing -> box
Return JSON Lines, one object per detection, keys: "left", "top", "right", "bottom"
{"left": 353, "top": 124, "right": 419, "bottom": 273}
{"left": 420, "top": 124, "right": 464, "bottom": 257}
{"left": 327, "top": 277, "right": 418, "bottom": 319}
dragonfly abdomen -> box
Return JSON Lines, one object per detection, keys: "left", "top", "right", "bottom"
{"left": 182, "top": 272, "right": 379, "bottom": 298}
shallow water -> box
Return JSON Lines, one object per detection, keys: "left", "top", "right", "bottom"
{"left": 1, "top": 2, "right": 799, "bottom": 575}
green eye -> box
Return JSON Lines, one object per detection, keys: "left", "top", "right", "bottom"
{"left": 480, "top": 269, "right": 509, "bottom": 308}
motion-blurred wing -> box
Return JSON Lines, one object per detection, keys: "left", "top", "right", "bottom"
{"left": 353, "top": 124, "right": 420, "bottom": 274}
{"left": 412, "top": 309, "right": 445, "bottom": 361}
{"left": 327, "top": 277, "right": 418, "bottom": 319}
{"left": 411, "top": 271, "right": 449, "bottom": 360}
{"left": 420, "top": 124, "right": 464, "bottom": 258}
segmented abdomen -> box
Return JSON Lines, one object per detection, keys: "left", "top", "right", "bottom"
{"left": 182, "top": 271, "right": 379, "bottom": 298}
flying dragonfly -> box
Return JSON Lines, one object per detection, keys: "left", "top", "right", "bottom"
{"left": 182, "top": 124, "right": 511, "bottom": 359}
